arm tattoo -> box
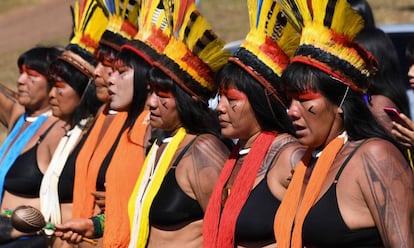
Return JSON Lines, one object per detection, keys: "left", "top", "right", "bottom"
{"left": 361, "top": 150, "right": 413, "bottom": 247}
{"left": 190, "top": 135, "right": 229, "bottom": 208}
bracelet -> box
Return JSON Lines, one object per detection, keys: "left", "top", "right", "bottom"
{"left": 0, "top": 215, "right": 13, "bottom": 243}
{"left": 1, "top": 209, "right": 13, "bottom": 218}
{"left": 89, "top": 214, "right": 105, "bottom": 238}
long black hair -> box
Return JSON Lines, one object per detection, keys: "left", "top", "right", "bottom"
{"left": 216, "top": 62, "right": 296, "bottom": 135}
{"left": 356, "top": 27, "right": 411, "bottom": 118}
{"left": 147, "top": 66, "right": 222, "bottom": 137}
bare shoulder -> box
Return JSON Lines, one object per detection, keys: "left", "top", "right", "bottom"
{"left": 351, "top": 139, "right": 414, "bottom": 247}
{"left": 356, "top": 137, "right": 409, "bottom": 171}
{"left": 42, "top": 117, "right": 66, "bottom": 146}
{"left": 183, "top": 133, "right": 230, "bottom": 173}
{"left": 268, "top": 133, "right": 306, "bottom": 169}
{"left": 267, "top": 133, "right": 306, "bottom": 188}
{"left": 191, "top": 133, "right": 231, "bottom": 157}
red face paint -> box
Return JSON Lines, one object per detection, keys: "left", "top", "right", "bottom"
{"left": 21, "top": 65, "right": 47, "bottom": 80}
{"left": 149, "top": 81, "right": 174, "bottom": 98}
{"left": 95, "top": 49, "right": 116, "bottom": 67}
{"left": 289, "top": 91, "right": 322, "bottom": 101}
{"left": 221, "top": 87, "right": 247, "bottom": 100}
{"left": 53, "top": 81, "right": 68, "bottom": 88}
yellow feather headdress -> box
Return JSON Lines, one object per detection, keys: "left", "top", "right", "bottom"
{"left": 60, "top": 0, "right": 108, "bottom": 78}
{"left": 97, "top": 0, "right": 141, "bottom": 51}
{"left": 152, "top": 0, "right": 231, "bottom": 103}
{"left": 121, "top": 0, "right": 170, "bottom": 64}
{"left": 279, "top": 0, "right": 378, "bottom": 93}
{"left": 230, "top": 0, "right": 299, "bottom": 106}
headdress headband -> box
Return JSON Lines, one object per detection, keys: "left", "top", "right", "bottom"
{"left": 59, "top": 50, "right": 95, "bottom": 78}
{"left": 153, "top": 0, "right": 231, "bottom": 102}
{"left": 279, "top": 0, "right": 378, "bottom": 93}
{"left": 230, "top": 0, "right": 299, "bottom": 106}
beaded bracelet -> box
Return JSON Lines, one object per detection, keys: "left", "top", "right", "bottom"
{"left": 89, "top": 214, "right": 105, "bottom": 238}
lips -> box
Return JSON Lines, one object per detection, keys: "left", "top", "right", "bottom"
{"left": 150, "top": 111, "right": 160, "bottom": 118}
{"left": 293, "top": 123, "right": 306, "bottom": 137}
{"left": 218, "top": 118, "right": 230, "bottom": 127}
{"left": 409, "top": 78, "right": 414, "bottom": 89}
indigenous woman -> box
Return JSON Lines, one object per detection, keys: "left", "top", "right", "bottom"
{"left": 203, "top": 1, "right": 305, "bottom": 247}
{"left": 66, "top": 1, "right": 141, "bottom": 247}
{"left": 0, "top": 46, "right": 64, "bottom": 247}
{"left": 127, "top": 1, "right": 231, "bottom": 247}
{"left": 274, "top": 0, "right": 414, "bottom": 247}
{"left": 38, "top": 1, "right": 108, "bottom": 247}
{"left": 54, "top": 0, "right": 170, "bottom": 247}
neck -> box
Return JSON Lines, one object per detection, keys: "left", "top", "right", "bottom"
{"left": 25, "top": 106, "right": 51, "bottom": 118}
{"left": 239, "top": 130, "right": 261, "bottom": 149}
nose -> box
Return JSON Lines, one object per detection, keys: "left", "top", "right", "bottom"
{"left": 49, "top": 86, "right": 57, "bottom": 98}
{"left": 215, "top": 94, "right": 226, "bottom": 115}
{"left": 94, "top": 62, "right": 104, "bottom": 78}
{"left": 146, "top": 92, "right": 158, "bottom": 109}
{"left": 408, "top": 64, "right": 414, "bottom": 78}
{"left": 287, "top": 99, "right": 300, "bottom": 120}
{"left": 108, "top": 70, "right": 119, "bottom": 86}
{"left": 17, "top": 72, "right": 29, "bottom": 85}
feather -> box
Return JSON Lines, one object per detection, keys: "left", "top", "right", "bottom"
{"left": 240, "top": 0, "right": 299, "bottom": 77}
{"left": 70, "top": 0, "right": 109, "bottom": 54}
{"left": 159, "top": 0, "right": 230, "bottom": 95}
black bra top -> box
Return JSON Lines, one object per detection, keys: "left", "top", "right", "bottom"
{"left": 95, "top": 127, "right": 125, "bottom": 191}
{"left": 303, "top": 141, "right": 382, "bottom": 247}
{"left": 235, "top": 176, "right": 280, "bottom": 245}
{"left": 4, "top": 121, "right": 57, "bottom": 198}
{"left": 149, "top": 137, "right": 203, "bottom": 229}
{"left": 58, "top": 131, "right": 89, "bottom": 203}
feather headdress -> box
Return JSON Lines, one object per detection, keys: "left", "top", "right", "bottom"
{"left": 152, "top": 0, "right": 231, "bottom": 103}
{"left": 98, "top": 0, "right": 141, "bottom": 51}
{"left": 121, "top": 0, "right": 170, "bottom": 64}
{"left": 60, "top": 0, "right": 108, "bottom": 78}
{"left": 279, "top": 0, "right": 378, "bottom": 93}
{"left": 230, "top": 0, "right": 299, "bottom": 106}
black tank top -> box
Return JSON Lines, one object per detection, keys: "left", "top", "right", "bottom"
{"left": 95, "top": 125, "right": 126, "bottom": 191}
{"left": 58, "top": 130, "right": 89, "bottom": 203}
{"left": 4, "top": 121, "right": 58, "bottom": 198}
{"left": 235, "top": 174, "right": 280, "bottom": 245}
{"left": 149, "top": 137, "right": 203, "bottom": 229}
{"left": 302, "top": 141, "right": 382, "bottom": 247}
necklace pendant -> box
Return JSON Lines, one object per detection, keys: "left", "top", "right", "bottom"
{"left": 221, "top": 187, "right": 231, "bottom": 207}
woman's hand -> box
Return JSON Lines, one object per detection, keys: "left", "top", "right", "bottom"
{"left": 391, "top": 113, "right": 414, "bottom": 148}
{"left": 54, "top": 218, "right": 94, "bottom": 244}
{"left": 91, "top": 191, "right": 106, "bottom": 213}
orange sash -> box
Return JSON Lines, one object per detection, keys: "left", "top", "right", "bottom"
{"left": 274, "top": 135, "right": 345, "bottom": 248}
{"left": 72, "top": 110, "right": 128, "bottom": 218}
{"left": 104, "top": 110, "right": 149, "bottom": 247}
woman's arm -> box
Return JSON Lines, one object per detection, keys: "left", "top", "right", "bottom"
{"left": 0, "top": 83, "right": 24, "bottom": 129}
{"left": 185, "top": 134, "right": 230, "bottom": 210}
{"left": 359, "top": 140, "right": 414, "bottom": 247}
